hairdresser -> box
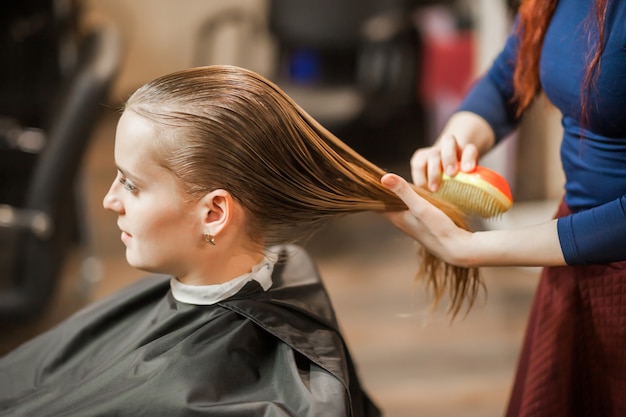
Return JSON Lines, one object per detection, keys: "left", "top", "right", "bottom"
{"left": 382, "top": 0, "right": 626, "bottom": 416}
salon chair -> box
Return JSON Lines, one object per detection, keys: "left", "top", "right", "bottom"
{"left": 0, "top": 2, "right": 122, "bottom": 319}
{"left": 268, "top": 0, "right": 421, "bottom": 131}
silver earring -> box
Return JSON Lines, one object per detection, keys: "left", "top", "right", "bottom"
{"left": 204, "top": 233, "right": 215, "bottom": 245}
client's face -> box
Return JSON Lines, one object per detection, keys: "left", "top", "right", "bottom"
{"left": 103, "top": 111, "right": 203, "bottom": 277}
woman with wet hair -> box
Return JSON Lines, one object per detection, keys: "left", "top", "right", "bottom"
{"left": 0, "top": 65, "right": 476, "bottom": 416}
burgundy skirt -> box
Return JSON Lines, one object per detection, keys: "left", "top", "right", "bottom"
{"left": 506, "top": 201, "right": 626, "bottom": 417}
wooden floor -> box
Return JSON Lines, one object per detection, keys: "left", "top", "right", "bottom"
{"left": 1, "top": 109, "right": 542, "bottom": 417}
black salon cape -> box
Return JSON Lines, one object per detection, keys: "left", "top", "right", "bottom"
{"left": 0, "top": 245, "right": 380, "bottom": 417}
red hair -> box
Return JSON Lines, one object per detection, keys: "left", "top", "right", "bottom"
{"left": 512, "top": 0, "right": 608, "bottom": 119}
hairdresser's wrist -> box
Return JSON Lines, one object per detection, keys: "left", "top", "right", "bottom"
{"left": 438, "top": 111, "right": 496, "bottom": 157}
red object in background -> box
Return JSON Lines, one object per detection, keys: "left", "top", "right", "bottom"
{"left": 418, "top": 30, "right": 475, "bottom": 105}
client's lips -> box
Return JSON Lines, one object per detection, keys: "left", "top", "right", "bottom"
{"left": 121, "top": 230, "right": 131, "bottom": 243}
{"left": 118, "top": 224, "right": 131, "bottom": 242}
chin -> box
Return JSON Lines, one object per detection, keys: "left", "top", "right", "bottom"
{"left": 124, "top": 248, "right": 179, "bottom": 276}
{"left": 125, "top": 252, "right": 153, "bottom": 273}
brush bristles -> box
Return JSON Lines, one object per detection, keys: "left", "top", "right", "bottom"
{"left": 436, "top": 180, "right": 511, "bottom": 218}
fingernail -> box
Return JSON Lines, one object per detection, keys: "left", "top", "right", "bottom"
{"left": 445, "top": 165, "right": 456, "bottom": 175}
{"left": 462, "top": 162, "right": 474, "bottom": 171}
{"left": 382, "top": 174, "right": 397, "bottom": 187}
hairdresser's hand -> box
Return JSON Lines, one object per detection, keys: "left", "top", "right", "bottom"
{"left": 381, "top": 173, "right": 567, "bottom": 268}
{"left": 411, "top": 111, "right": 496, "bottom": 191}
{"left": 410, "top": 133, "right": 479, "bottom": 192}
{"left": 381, "top": 173, "right": 473, "bottom": 267}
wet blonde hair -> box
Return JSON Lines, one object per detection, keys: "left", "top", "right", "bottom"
{"left": 125, "top": 65, "right": 480, "bottom": 317}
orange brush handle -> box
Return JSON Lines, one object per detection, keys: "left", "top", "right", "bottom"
{"left": 467, "top": 166, "right": 513, "bottom": 202}
{"left": 437, "top": 165, "right": 513, "bottom": 218}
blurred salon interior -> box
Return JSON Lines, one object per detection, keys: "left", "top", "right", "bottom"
{"left": 0, "top": 0, "right": 566, "bottom": 416}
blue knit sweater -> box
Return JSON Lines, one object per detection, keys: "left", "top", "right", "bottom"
{"left": 458, "top": 0, "right": 626, "bottom": 264}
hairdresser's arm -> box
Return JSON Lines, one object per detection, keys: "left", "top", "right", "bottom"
{"left": 557, "top": 195, "right": 626, "bottom": 264}
{"left": 381, "top": 173, "right": 566, "bottom": 267}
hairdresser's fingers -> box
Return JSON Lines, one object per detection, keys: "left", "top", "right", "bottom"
{"left": 381, "top": 174, "right": 427, "bottom": 241}
{"left": 426, "top": 154, "right": 444, "bottom": 192}
{"left": 439, "top": 134, "right": 462, "bottom": 176}
{"left": 382, "top": 173, "right": 420, "bottom": 206}
{"left": 382, "top": 173, "right": 438, "bottom": 221}
{"left": 410, "top": 148, "right": 431, "bottom": 189}
{"left": 381, "top": 174, "right": 451, "bottom": 252}
{"left": 381, "top": 173, "right": 472, "bottom": 264}
{"left": 410, "top": 145, "right": 448, "bottom": 191}
{"left": 460, "top": 143, "right": 479, "bottom": 172}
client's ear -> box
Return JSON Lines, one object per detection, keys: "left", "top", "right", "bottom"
{"left": 200, "top": 189, "right": 233, "bottom": 237}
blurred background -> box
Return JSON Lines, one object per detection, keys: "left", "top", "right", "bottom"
{"left": 0, "top": 0, "right": 566, "bottom": 416}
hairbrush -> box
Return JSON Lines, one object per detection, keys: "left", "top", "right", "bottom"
{"left": 434, "top": 165, "right": 513, "bottom": 218}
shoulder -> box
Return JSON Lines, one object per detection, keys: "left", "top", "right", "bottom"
{"left": 222, "top": 245, "right": 343, "bottom": 363}
{"left": 220, "top": 245, "right": 380, "bottom": 417}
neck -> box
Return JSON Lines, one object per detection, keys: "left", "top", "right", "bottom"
{"left": 178, "top": 246, "right": 265, "bottom": 286}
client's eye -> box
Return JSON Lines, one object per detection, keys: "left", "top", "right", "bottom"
{"left": 119, "top": 177, "right": 138, "bottom": 193}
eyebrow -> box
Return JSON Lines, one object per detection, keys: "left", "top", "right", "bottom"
{"left": 116, "top": 166, "right": 141, "bottom": 183}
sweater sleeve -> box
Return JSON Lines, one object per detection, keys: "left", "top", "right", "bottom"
{"left": 456, "top": 20, "right": 522, "bottom": 142}
{"left": 557, "top": 195, "right": 626, "bottom": 265}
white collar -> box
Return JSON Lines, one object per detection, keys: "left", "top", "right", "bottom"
{"left": 170, "top": 250, "right": 278, "bottom": 305}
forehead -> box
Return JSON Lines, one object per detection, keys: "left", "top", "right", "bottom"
{"left": 115, "top": 111, "right": 156, "bottom": 155}
{"left": 113, "top": 110, "right": 169, "bottom": 183}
